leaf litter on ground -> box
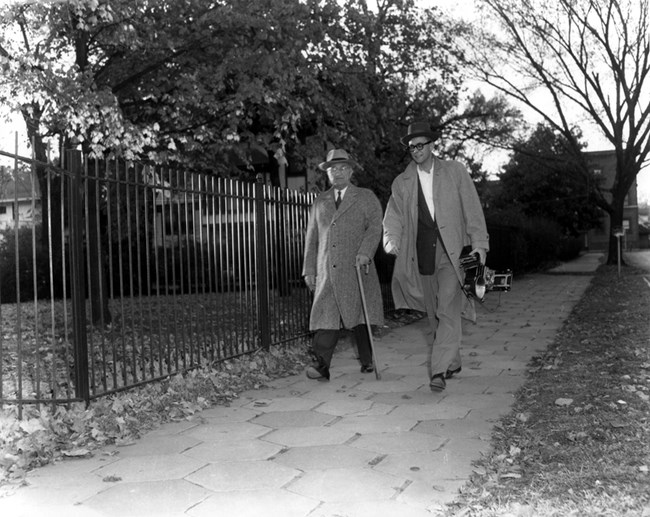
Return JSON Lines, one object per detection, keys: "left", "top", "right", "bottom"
{"left": 445, "top": 264, "right": 650, "bottom": 517}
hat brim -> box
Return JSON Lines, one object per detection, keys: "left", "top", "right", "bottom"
{"left": 318, "top": 158, "right": 357, "bottom": 171}
{"left": 400, "top": 131, "right": 437, "bottom": 146}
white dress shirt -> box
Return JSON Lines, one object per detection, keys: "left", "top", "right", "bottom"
{"left": 417, "top": 162, "right": 435, "bottom": 221}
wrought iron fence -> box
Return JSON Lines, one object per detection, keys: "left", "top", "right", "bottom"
{"left": 0, "top": 147, "right": 322, "bottom": 415}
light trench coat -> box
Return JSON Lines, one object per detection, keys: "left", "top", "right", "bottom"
{"left": 382, "top": 158, "right": 490, "bottom": 321}
{"left": 303, "top": 184, "right": 384, "bottom": 330}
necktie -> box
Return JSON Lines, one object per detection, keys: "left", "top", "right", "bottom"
{"left": 335, "top": 190, "right": 342, "bottom": 209}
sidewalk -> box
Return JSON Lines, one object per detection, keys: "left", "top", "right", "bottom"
{"left": 0, "top": 258, "right": 600, "bottom": 517}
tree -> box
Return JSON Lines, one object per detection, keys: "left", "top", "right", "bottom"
{"left": 496, "top": 123, "right": 602, "bottom": 237}
{"left": 466, "top": 0, "right": 650, "bottom": 264}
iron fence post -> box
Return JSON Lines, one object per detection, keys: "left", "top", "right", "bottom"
{"left": 67, "top": 150, "right": 90, "bottom": 403}
{"left": 255, "top": 174, "right": 270, "bottom": 350}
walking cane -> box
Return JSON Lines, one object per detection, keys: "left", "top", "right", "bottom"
{"left": 355, "top": 264, "right": 381, "bottom": 380}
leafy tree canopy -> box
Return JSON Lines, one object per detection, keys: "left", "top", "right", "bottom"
{"left": 495, "top": 123, "right": 602, "bottom": 237}
{"left": 0, "top": 0, "right": 521, "bottom": 192}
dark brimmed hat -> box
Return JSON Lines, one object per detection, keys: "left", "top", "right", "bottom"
{"left": 318, "top": 149, "right": 357, "bottom": 171}
{"left": 400, "top": 121, "right": 438, "bottom": 146}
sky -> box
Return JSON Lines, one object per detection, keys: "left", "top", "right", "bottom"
{"left": 1, "top": 0, "right": 649, "bottom": 203}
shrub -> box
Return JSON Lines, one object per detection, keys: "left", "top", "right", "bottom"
{"left": 0, "top": 225, "right": 61, "bottom": 303}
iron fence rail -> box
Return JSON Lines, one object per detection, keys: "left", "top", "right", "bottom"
{"left": 0, "top": 148, "right": 319, "bottom": 415}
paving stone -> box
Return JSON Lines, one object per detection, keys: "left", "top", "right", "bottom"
{"left": 374, "top": 449, "right": 475, "bottom": 481}
{"left": 329, "top": 414, "right": 418, "bottom": 434}
{"left": 0, "top": 482, "right": 109, "bottom": 508}
{"left": 251, "top": 409, "right": 336, "bottom": 428}
{"left": 443, "top": 392, "right": 516, "bottom": 410}
{"left": 92, "top": 454, "right": 206, "bottom": 483}
{"left": 144, "top": 420, "right": 200, "bottom": 436}
{"left": 369, "top": 390, "right": 442, "bottom": 406}
{"left": 181, "top": 421, "right": 271, "bottom": 443}
{"left": 273, "top": 444, "right": 379, "bottom": 470}
{"left": 262, "top": 426, "right": 357, "bottom": 447}
{"left": 0, "top": 497, "right": 104, "bottom": 517}
{"left": 312, "top": 398, "right": 374, "bottom": 416}
{"left": 389, "top": 401, "right": 471, "bottom": 421}
{"left": 186, "top": 461, "right": 300, "bottom": 491}
{"left": 396, "top": 478, "right": 467, "bottom": 507}
{"left": 351, "top": 431, "right": 446, "bottom": 454}
{"left": 312, "top": 499, "right": 435, "bottom": 517}
{"left": 25, "top": 454, "right": 121, "bottom": 484}
{"left": 183, "top": 440, "right": 283, "bottom": 462}
{"left": 242, "top": 396, "right": 321, "bottom": 412}
{"left": 286, "top": 467, "right": 402, "bottom": 503}
{"left": 300, "top": 387, "right": 374, "bottom": 402}
{"left": 198, "top": 406, "right": 261, "bottom": 423}
{"left": 187, "top": 488, "right": 319, "bottom": 517}
{"left": 114, "top": 434, "right": 200, "bottom": 457}
{"left": 413, "top": 416, "right": 495, "bottom": 440}
{"left": 82, "top": 479, "right": 210, "bottom": 516}
{"left": 356, "top": 378, "right": 426, "bottom": 393}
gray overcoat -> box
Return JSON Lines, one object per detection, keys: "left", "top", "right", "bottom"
{"left": 382, "top": 157, "right": 490, "bottom": 319}
{"left": 303, "top": 184, "right": 384, "bottom": 330}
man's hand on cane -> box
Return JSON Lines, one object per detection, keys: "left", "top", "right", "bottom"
{"left": 356, "top": 254, "right": 371, "bottom": 274}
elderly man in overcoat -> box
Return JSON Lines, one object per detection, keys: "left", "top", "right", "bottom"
{"left": 383, "top": 122, "right": 489, "bottom": 391}
{"left": 302, "top": 149, "right": 384, "bottom": 381}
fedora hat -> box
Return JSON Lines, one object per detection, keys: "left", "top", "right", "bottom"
{"left": 318, "top": 149, "right": 357, "bottom": 171}
{"left": 400, "top": 121, "right": 438, "bottom": 146}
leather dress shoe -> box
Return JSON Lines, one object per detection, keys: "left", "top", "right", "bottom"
{"left": 360, "top": 364, "right": 374, "bottom": 373}
{"left": 306, "top": 365, "right": 329, "bottom": 381}
{"left": 429, "top": 374, "right": 446, "bottom": 391}
{"left": 445, "top": 366, "right": 462, "bottom": 379}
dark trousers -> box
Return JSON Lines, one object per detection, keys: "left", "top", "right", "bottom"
{"left": 312, "top": 325, "right": 373, "bottom": 372}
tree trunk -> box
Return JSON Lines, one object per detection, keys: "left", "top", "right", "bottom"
{"left": 606, "top": 193, "right": 626, "bottom": 266}
{"left": 22, "top": 110, "right": 65, "bottom": 298}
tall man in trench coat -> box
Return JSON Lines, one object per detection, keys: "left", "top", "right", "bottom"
{"left": 383, "top": 122, "right": 489, "bottom": 392}
{"left": 302, "top": 149, "right": 384, "bottom": 381}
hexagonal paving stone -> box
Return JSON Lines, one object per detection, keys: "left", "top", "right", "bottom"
{"left": 396, "top": 478, "right": 467, "bottom": 507}
{"left": 312, "top": 399, "right": 374, "bottom": 416}
{"left": 187, "top": 488, "right": 319, "bottom": 517}
{"left": 300, "top": 387, "right": 373, "bottom": 402}
{"left": 25, "top": 455, "right": 121, "bottom": 486}
{"left": 199, "top": 406, "right": 261, "bottom": 423}
{"left": 373, "top": 449, "right": 474, "bottom": 481}
{"left": 181, "top": 422, "right": 271, "bottom": 443}
{"left": 287, "top": 467, "right": 402, "bottom": 503}
{"left": 388, "top": 401, "right": 470, "bottom": 421}
{"left": 413, "top": 416, "right": 495, "bottom": 440}
{"left": 242, "top": 396, "right": 321, "bottom": 412}
{"left": 262, "top": 426, "right": 356, "bottom": 447}
{"left": 186, "top": 461, "right": 300, "bottom": 491}
{"left": 273, "top": 444, "right": 378, "bottom": 471}
{"left": 93, "top": 454, "right": 206, "bottom": 483}
{"left": 329, "top": 415, "right": 418, "bottom": 434}
{"left": 312, "top": 499, "right": 434, "bottom": 517}
{"left": 114, "top": 434, "right": 200, "bottom": 457}
{"left": 356, "top": 378, "right": 423, "bottom": 393}
{"left": 144, "top": 419, "right": 199, "bottom": 437}
{"left": 351, "top": 431, "right": 445, "bottom": 454}
{"left": 183, "top": 440, "right": 283, "bottom": 462}
{"left": 369, "top": 390, "right": 440, "bottom": 406}
{"left": 251, "top": 409, "right": 336, "bottom": 428}
{"left": 83, "top": 479, "right": 210, "bottom": 516}
{"left": 442, "top": 392, "right": 515, "bottom": 410}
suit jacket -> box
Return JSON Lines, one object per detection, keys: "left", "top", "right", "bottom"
{"left": 303, "top": 184, "right": 384, "bottom": 330}
{"left": 382, "top": 157, "right": 489, "bottom": 317}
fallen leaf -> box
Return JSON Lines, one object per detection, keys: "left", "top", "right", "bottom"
{"left": 555, "top": 398, "right": 573, "bottom": 406}
{"left": 62, "top": 448, "right": 92, "bottom": 458}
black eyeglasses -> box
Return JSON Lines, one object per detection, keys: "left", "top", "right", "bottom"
{"left": 407, "top": 141, "right": 431, "bottom": 152}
